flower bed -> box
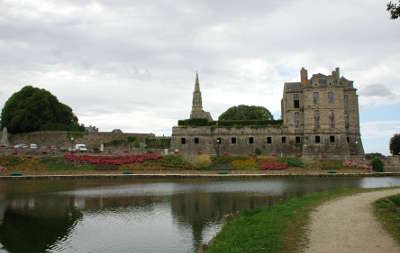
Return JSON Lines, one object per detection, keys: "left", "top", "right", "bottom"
{"left": 260, "top": 162, "right": 288, "bottom": 170}
{"left": 64, "top": 153, "right": 161, "bottom": 165}
{"left": 343, "top": 160, "right": 372, "bottom": 171}
{"left": 0, "top": 166, "right": 8, "bottom": 174}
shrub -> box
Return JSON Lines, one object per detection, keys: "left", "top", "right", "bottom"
{"left": 255, "top": 148, "right": 262, "bottom": 156}
{"left": 260, "top": 162, "right": 288, "bottom": 170}
{"left": 232, "top": 158, "right": 258, "bottom": 170}
{"left": 127, "top": 136, "right": 137, "bottom": 143}
{"left": 193, "top": 154, "right": 212, "bottom": 169}
{"left": 371, "top": 157, "right": 384, "bottom": 172}
{"left": 160, "top": 155, "right": 194, "bottom": 170}
{"left": 210, "top": 155, "right": 235, "bottom": 170}
{"left": 306, "top": 160, "right": 343, "bottom": 170}
{"left": 279, "top": 157, "right": 304, "bottom": 168}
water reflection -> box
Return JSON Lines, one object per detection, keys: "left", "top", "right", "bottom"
{"left": 0, "top": 177, "right": 399, "bottom": 253}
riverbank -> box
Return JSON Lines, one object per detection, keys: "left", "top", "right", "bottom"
{"left": 1, "top": 172, "right": 400, "bottom": 180}
{"left": 204, "top": 188, "right": 400, "bottom": 253}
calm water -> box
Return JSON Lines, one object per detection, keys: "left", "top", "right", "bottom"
{"left": 0, "top": 176, "right": 400, "bottom": 253}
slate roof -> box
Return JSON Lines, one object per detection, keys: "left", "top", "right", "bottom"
{"left": 284, "top": 82, "right": 302, "bottom": 92}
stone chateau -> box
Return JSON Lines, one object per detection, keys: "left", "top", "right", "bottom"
{"left": 172, "top": 67, "right": 364, "bottom": 160}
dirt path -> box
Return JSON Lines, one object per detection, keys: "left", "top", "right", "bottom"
{"left": 304, "top": 189, "right": 400, "bottom": 253}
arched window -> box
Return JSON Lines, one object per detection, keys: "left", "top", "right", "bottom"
{"left": 314, "top": 111, "right": 320, "bottom": 128}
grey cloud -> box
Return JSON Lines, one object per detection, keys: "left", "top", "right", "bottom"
{"left": 0, "top": 0, "right": 399, "bottom": 139}
{"left": 359, "top": 84, "right": 393, "bottom": 97}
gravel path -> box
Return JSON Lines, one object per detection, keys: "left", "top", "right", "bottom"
{"left": 304, "top": 189, "right": 400, "bottom": 253}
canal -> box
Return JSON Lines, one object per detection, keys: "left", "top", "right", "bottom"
{"left": 0, "top": 176, "right": 399, "bottom": 253}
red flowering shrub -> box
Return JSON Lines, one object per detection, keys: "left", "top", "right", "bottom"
{"left": 260, "top": 162, "right": 288, "bottom": 170}
{"left": 0, "top": 166, "right": 8, "bottom": 174}
{"left": 64, "top": 152, "right": 161, "bottom": 165}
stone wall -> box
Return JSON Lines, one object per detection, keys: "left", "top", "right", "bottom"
{"left": 2, "top": 131, "right": 155, "bottom": 149}
{"left": 384, "top": 156, "right": 400, "bottom": 172}
{"left": 172, "top": 126, "right": 303, "bottom": 156}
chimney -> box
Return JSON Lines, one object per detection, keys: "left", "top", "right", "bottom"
{"left": 300, "top": 67, "right": 308, "bottom": 86}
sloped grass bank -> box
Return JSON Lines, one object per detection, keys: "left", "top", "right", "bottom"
{"left": 206, "top": 188, "right": 371, "bottom": 253}
{"left": 375, "top": 194, "right": 400, "bottom": 243}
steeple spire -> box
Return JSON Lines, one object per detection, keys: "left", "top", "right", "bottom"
{"left": 190, "top": 72, "right": 213, "bottom": 121}
{"left": 195, "top": 72, "right": 200, "bottom": 92}
{"left": 192, "top": 72, "right": 203, "bottom": 110}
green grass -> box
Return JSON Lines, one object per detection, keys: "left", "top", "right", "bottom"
{"left": 375, "top": 194, "right": 400, "bottom": 243}
{"left": 207, "top": 188, "right": 371, "bottom": 253}
{"left": 40, "top": 157, "right": 96, "bottom": 171}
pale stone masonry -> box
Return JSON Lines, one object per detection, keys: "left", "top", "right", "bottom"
{"left": 172, "top": 68, "right": 364, "bottom": 160}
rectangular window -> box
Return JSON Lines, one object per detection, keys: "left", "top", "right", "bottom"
{"left": 231, "top": 137, "right": 237, "bottom": 144}
{"left": 296, "top": 136, "right": 301, "bottom": 144}
{"left": 344, "top": 95, "right": 348, "bottom": 107}
{"left": 293, "top": 94, "right": 299, "bottom": 108}
{"left": 294, "top": 112, "right": 300, "bottom": 128}
{"left": 194, "top": 137, "right": 199, "bottom": 144}
{"left": 267, "top": 137, "right": 272, "bottom": 144}
{"left": 330, "top": 136, "right": 335, "bottom": 143}
{"left": 346, "top": 137, "right": 350, "bottom": 143}
{"left": 313, "top": 92, "right": 319, "bottom": 105}
{"left": 282, "top": 136, "right": 286, "bottom": 144}
{"left": 314, "top": 111, "right": 320, "bottom": 128}
{"left": 345, "top": 113, "right": 350, "bottom": 129}
{"left": 181, "top": 138, "right": 186, "bottom": 144}
{"left": 217, "top": 137, "right": 222, "bottom": 144}
{"left": 315, "top": 136, "right": 321, "bottom": 143}
{"left": 328, "top": 91, "right": 334, "bottom": 104}
{"left": 249, "top": 137, "right": 254, "bottom": 144}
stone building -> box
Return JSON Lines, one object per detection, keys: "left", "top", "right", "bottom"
{"left": 172, "top": 68, "right": 364, "bottom": 160}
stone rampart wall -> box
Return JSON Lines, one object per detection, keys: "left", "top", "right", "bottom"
{"left": 1, "top": 131, "right": 155, "bottom": 149}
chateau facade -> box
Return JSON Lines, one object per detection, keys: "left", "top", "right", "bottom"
{"left": 172, "top": 68, "right": 364, "bottom": 160}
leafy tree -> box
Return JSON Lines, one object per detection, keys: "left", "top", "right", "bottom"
{"left": 1, "top": 86, "right": 84, "bottom": 133}
{"left": 387, "top": 1, "right": 400, "bottom": 19}
{"left": 218, "top": 105, "right": 274, "bottom": 121}
{"left": 390, "top": 133, "right": 400, "bottom": 155}
{"left": 371, "top": 157, "right": 384, "bottom": 172}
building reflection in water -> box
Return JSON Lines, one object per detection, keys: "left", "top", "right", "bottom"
{"left": 0, "top": 177, "right": 399, "bottom": 253}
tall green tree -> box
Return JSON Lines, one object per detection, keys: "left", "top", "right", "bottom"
{"left": 390, "top": 133, "right": 400, "bottom": 155}
{"left": 387, "top": 1, "right": 400, "bottom": 19}
{"left": 1, "top": 86, "right": 84, "bottom": 133}
{"left": 218, "top": 105, "right": 274, "bottom": 121}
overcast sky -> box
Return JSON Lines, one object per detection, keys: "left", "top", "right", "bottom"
{"left": 0, "top": 0, "right": 399, "bottom": 154}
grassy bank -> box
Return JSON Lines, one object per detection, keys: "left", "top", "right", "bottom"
{"left": 206, "top": 188, "right": 371, "bottom": 253}
{"left": 0, "top": 154, "right": 371, "bottom": 175}
{"left": 375, "top": 194, "right": 400, "bottom": 244}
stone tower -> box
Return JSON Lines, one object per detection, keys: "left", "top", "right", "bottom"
{"left": 190, "top": 73, "right": 213, "bottom": 121}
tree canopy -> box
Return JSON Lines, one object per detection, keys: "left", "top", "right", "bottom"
{"left": 1, "top": 86, "right": 84, "bottom": 133}
{"left": 390, "top": 133, "right": 400, "bottom": 155}
{"left": 218, "top": 105, "right": 274, "bottom": 121}
{"left": 387, "top": 1, "right": 400, "bottom": 19}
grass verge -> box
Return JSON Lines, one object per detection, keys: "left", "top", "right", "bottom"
{"left": 206, "top": 188, "right": 372, "bottom": 253}
{"left": 375, "top": 194, "right": 400, "bottom": 244}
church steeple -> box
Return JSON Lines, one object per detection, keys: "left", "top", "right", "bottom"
{"left": 190, "top": 72, "right": 213, "bottom": 121}
{"left": 192, "top": 72, "right": 203, "bottom": 110}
